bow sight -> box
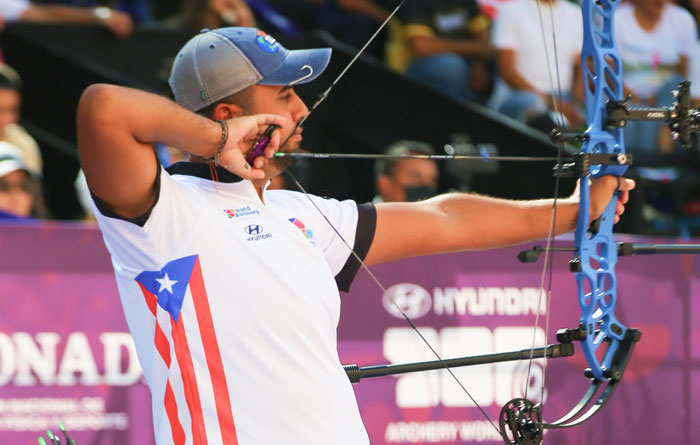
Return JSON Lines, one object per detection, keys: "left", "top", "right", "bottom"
{"left": 552, "top": 80, "right": 700, "bottom": 150}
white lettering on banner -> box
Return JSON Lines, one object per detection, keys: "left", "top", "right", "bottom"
{"left": 384, "top": 327, "right": 547, "bottom": 408}
{"left": 383, "top": 284, "right": 545, "bottom": 319}
{"left": 433, "top": 287, "right": 544, "bottom": 316}
{"left": 0, "top": 397, "right": 128, "bottom": 432}
{"left": 0, "top": 333, "right": 14, "bottom": 386}
{"left": 385, "top": 420, "right": 502, "bottom": 443}
{"left": 100, "top": 333, "right": 143, "bottom": 385}
{"left": 56, "top": 333, "right": 100, "bottom": 385}
{"left": 0, "top": 332, "right": 142, "bottom": 387}
{"left": 12, "top": 332, "right": 60, "bottom": 385}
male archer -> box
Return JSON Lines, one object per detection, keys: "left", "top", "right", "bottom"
{"left": 77, "top": 27, "right": 634, "bottom": 444}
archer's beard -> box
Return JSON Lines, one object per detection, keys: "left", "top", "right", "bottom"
{"left": 271, "top": 138, "right": 305, "bottom": 170}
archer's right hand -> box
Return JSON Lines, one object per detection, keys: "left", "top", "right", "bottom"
{"left": 216, "top": 114, "right": 285, "bottom": 179}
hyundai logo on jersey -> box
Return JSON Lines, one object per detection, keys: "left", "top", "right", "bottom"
{"left": 245, "top": 225, "right": 263, "bottom": 235}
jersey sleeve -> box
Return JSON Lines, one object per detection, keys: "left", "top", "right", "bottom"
{"left": 91, "top": 166, "right": 202, "bottom": 271}
{"left": 305, "top": 196, "right": 377, "bottom": 292}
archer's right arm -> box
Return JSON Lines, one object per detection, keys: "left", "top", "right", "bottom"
{"left": 77, "top": 84, "right": 283, "bottom": 219}
{"left": 77, "top": 84, "right": 226, "bottom": 219}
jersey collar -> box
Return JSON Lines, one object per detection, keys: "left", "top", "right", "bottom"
{"left": 166, "top": 161, "right": 243, "bottom": 183}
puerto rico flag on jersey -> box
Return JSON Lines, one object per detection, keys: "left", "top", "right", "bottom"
{"left": 136, "top": 255, "right": 238, "bottom": 444}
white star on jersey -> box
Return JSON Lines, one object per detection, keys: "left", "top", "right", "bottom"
{"left": 156, "top": 273, "right": 177, "bottom": 294}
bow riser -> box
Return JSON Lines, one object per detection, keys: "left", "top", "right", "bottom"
{"left": 576, "top": 0, "right": 628, "bottom": 381}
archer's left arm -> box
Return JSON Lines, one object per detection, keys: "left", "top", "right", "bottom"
{"left": 364, "top": 176, "right": 634, "bottom": 266}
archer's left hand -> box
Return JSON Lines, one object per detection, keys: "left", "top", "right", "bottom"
{"left": 575, "top": 176, "right": 636, "bottom": 224}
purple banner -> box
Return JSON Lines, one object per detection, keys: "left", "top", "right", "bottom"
{"left": 0, "top": 222, "right": 151, "bottom": 445}
{"left": 1, "top": 221, "right": 698, "bottom": 444}
{"left": 340, "top": 236, "right": 700, "bottom": 444}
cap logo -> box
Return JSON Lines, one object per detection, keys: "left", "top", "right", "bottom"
{"left": 256, "top": 30, "right": 279, "bottom": 53}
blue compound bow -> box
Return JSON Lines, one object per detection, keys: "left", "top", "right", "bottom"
{"left": 498, "top": 0, "right": 700, "bottom": 441}
{"left": 275, "top": 0, "right": 700, "bottom": 443}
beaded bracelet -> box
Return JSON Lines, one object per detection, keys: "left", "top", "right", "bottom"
{"left": 211, "top": 119, "right": 228, "bottom": 166}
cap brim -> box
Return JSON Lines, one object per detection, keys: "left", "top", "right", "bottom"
{"left": 0, "top": 159, "right": 29, "bottom": 178}
{"left": 258, "top": 47, "right": 331, "bottom": 86}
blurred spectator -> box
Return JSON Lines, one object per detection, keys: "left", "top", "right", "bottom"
{"left": 0, "top": 0, "right": 133, "bottom": 37}
{"left": 490, "top": 0, "right": 583, "bottom": 130}
{"left": 374, "top": 140, "right": 438, "bottom": 202}
{"left": 392, "top": 0, "right": 493, "bottom": 103}
{"left": 149, "top": 0, "right": 183, "bottom": 20}
{"left": 259, "top": 0, "right": 322, "bottom": 32}
{"left": 0, "top": 64, "right": 41, "bottom": 173}
{"left": 162, "top": 0, "right": 255, "bottom": 30}
{"left": 243, "top": 0, "right": 305, "bottom": 37}
{"left": 32, "top": 0, "right": 154, "bottom": 24}
{"left": 615, "top": 0, "right": 696, "bottom": 154}
{"left": 681, "top": 0, "right": 700, "bottom": 107}
{"left": 316, "top": 0, "right": 400, "bottom": 60}
{"left": 0, "top": 141, "right": 43, "bottom": 219}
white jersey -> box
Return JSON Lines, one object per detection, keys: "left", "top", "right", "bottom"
{"left": 93, "top": 162, "right": 376, "bottom": 444}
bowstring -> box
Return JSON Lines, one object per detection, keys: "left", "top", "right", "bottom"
{"left": 523, "top": 0, "right": 570, "bottom": 417}
{"left": 269, "top": 0, "right": 566, "bottom": 436}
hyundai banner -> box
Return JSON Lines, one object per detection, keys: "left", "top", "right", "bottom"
{"left": 1, "top": 222, "right": 698, "bottom": 444}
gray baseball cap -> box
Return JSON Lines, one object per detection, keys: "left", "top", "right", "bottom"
{"left": 169, "top": 27, "right": 332, "bottom": 112}
{"left": 0, "top": 142, "right": 33, "bottom": 178}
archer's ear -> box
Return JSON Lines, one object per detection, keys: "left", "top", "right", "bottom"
{"left": 212, "top": 103, "right": 244, "bottom": 120}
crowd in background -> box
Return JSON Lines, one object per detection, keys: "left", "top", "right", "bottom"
{"left": 0, "top": 0, "right": 699, "bottom": 236}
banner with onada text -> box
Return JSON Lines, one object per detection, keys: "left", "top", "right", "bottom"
{"left": 0, "top": 222, "right": 698, "bottom": 444}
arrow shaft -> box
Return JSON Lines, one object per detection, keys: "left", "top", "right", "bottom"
{"left": 275, "top": 152, "right": 566, "bottom": 162}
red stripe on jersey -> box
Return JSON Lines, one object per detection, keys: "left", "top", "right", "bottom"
{"left": 138, "top": 284, "right": 171, "bottom": 367}
{"left": 164, "top": 380, "right": 186, "bottom": 445}
{"left": 189, "top": 257, "right": 238, "bottom": 444}
{"left": 155, "top": 323, "right": 171, "bottom": 367}
{"left": 138, "top": 284, "right": 184, "bottom": 444}
{"left": 172, "top": 315, "right": 209, "bottom": 444}
{"left": 138, "top": 282, "right": 158, "bottom": 316}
